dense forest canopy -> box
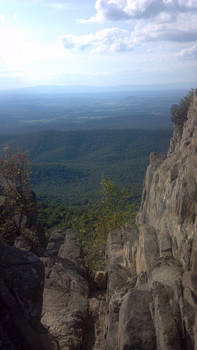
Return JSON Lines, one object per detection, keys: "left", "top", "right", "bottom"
{"left": 0, "top": 129, "right": 172, "bottom": 206}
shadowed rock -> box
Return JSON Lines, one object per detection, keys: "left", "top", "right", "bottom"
{"left": 0, "top": 240, "right": 45, "bottom": 349}
{"left": 42, "top": 229, "right": 89, "bottom": 350}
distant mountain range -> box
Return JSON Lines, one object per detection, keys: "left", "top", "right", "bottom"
{"left": 0, "top": 88, "right": 187, "bottom": 133}
{"left": 0, "top": 84, "right": 191, "bottom": 95}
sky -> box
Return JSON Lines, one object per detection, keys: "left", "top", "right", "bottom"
{"left": 0, "top": 0, "right": 197, "bottom": 89}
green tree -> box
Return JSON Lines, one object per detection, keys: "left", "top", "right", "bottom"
{"left": 171, "top": 90, "right": 193, "bottom": 125}
{"left": 0, "top": 149, "right": 37, "bottom": 246}
{"left": 68, "top": 178, "right": 137, "bottom": 274}
{"left": 98, "top": 177, "right": 136, "bottom": 229}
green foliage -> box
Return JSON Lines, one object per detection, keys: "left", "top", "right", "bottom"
{"left": 171, "top": 90, "right": 193, "bottom": 125}
{"left": 62, "top": 178, "right": 137, "bottom": 275}
{"left": 37, "top": 202, "right": 69, "bottom": 234}
{"left": 37, "top": 178, "right": 137, "bottom": 274}
{"left": 98, "top": 178, "right": 135, "bottom": 227}
{"left": 0, "top": 150, "right": 44, "bottom": 253}
{"left": 0, "top": 150, "right": 30, "bottom": 242}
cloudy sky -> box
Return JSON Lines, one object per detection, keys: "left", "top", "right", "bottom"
{"left": 0, "top": 0, "right": 197, "bottom": 89}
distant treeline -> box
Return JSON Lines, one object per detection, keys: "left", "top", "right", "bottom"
{"left": 0, "top": 128, "right": 172, "bottom": 206}
{"left": 0, "top": 89, "right": 185, "bottom": 133}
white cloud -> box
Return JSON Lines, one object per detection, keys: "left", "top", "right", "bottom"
{"left": 177, "top": 45, "right": 197, "bottom": 60}
{"left": 46, "top": 2, "right": 69, "bottom": 10}
{"left": 0, "top": 14, "right": 4, "bottom": 23}
{"left": 61, "top": 13, "right": 197, "bottom": 54}
{"left": 60, "top": 27, "right": 134, "bottom": 53}
{"left": 76, "top": 0, "right": 197, "bottom": 53}
{"left": 132, "top": 16, "right": 197, "bottom": 44}
{"left": 80, "top": 0, "right": 197, "bottom": 23}
{"left": 30, "top": 0, "right": 70, "bottom": 9}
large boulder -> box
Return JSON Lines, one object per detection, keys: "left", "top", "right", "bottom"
{"left": 0, "top": 240, "right": 45, "bottom": 349}
{"left": 41, "top": 229, "right": 89, "bottom": 350}
{"left": 105, "top": 224, "right": 139, "bottom": 349}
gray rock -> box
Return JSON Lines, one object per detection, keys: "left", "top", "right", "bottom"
{"left": 89, "top": 297, "right": 107, "bottom": 350}
{"left": 0, "top": 240, "right": 45, "bottom": 349}
{"left": 105, "top": 224, "right": 138, "bottom": 349}
{"left": 42, "top": 229, "right": 89, "bottom": 350}
{"left": 97, "top": 91, "right": 197, "bottom": 349}
{"left": 118, "top": 289, "right": 156, "bottom": 350}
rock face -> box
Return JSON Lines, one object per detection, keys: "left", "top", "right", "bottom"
{"left": 98, "top": 90, "right": 197, "bottom": 349}
{"left": 0, "top": 240, "right": 45, "bottom": 349}
{"left": 41, "top": 229, "right": 89, "bottom": 350}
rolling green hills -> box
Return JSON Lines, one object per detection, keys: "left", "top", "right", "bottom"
{"left": 0, "top": 128, "right": 172, "bottom": 206}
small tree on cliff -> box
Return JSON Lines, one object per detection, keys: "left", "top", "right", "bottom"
{"left": 70, "top": 177, "right": 137, "bottom": 274}
{"left": 0, "top": 149, "right": 33, "bottom": 244}
{"left": 171, "top": 90, "right": 193, "bottom": 125}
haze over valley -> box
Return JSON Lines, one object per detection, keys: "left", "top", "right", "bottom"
{"left": 0, "top": 86, "right": 179, "bottom": 205}
{"left": 0, "top": 87, "right": 187, "bottom": 133}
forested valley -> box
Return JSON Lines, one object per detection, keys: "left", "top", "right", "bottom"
{"left": 0, "top": 87, "right": 187, "bottom": 273}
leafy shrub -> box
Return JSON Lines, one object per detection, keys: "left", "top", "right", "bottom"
{"left": 0, "top": 149, "right": 45, "bottom": 252}
{"left": 171, "top": 90, "right": 193, "bottom": 126}
{"left": 64, "top": 178, "right": 137, "bottom": 275}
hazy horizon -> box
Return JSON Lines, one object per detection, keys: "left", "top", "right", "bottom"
{"left": 0, "top": 83, "right": 194, "bottom": 93}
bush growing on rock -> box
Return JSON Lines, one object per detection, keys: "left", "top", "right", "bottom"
{"left": 0, "top": 149, "right": 44, "bottom": 252}
{"left": 171, "top": 90, "right": 193, "bottom": 125}
{"left": 67, "top": 178, "right": 137, "bottom": 275}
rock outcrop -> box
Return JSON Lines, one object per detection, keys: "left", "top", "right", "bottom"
{"left": 0, "top": 240, "right": 45, "bottom": 349}
{"left": 40, "top": 90, "right": 197, "bottom": 350}
{"left": 98, "top": 89, "right": 197, "bottom": 349}
{"left": 41, "top": 229, "right": 89, "bottom": 350}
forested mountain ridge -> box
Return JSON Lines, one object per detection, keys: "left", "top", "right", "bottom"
{"left": 0, "top": 128, "right": 172, "bottom": 205}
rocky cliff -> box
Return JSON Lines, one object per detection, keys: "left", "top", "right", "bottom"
{"left": 100, "top": 89, "right": 197, "bottom": 350}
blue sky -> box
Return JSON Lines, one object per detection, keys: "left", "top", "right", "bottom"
{"left": 0, "top": 0, "right": 197, "bottom": 89}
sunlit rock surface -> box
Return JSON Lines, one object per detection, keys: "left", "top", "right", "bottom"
{"left": 41, "top": 229, "right": 89, "bottom": 350}
{"left": 99, "top": 90, "right": 197, "bottom": 350}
